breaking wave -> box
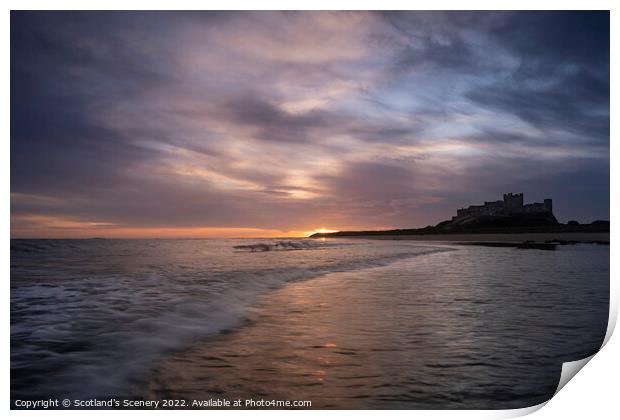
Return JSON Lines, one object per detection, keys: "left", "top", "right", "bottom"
{"left": 233, "top": 240, "right": 329, "bottom": 252}
{"left": 11, "top": 239, "right": 452, "bottom": 401}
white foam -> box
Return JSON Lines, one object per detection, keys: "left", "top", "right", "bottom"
{"left": 233, "top": 239, "right": 331, "bottom": 252}
{"left": 11, "top": 240, "right": 450, "bottom": 399}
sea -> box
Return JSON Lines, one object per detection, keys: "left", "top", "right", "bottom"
{"left": 10, "top": 238, "right": 609, "bottom": 409}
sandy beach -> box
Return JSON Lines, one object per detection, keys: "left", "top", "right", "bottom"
{"left": 144, "top": 241, "right": 609, "bottom": 409}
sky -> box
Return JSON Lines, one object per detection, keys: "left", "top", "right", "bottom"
{"left": 11, "top": 11, "right": 610, "bottom": 238}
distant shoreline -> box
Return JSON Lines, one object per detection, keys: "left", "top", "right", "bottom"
{"left": 313, "top": 232, "right": 609, "bottom": 243}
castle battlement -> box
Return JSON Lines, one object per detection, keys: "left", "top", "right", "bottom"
{"left": 453, "top": 193, "right": 552, "bottom": 221}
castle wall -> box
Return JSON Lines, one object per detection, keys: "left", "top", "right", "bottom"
{"left": 523, "top": 203, "right": 544, "bottom": 213}
{"left": 453, "top": 194, "right": 553, "bottom": 221}
{"left": 482, "top": 201, "right": 504, "bottom": 215}
{"left": 456, "top": 200, "right": 504, "bottom": 218}
{"left": 522, "top": 201, "right": 553, "bottom": 214}
{"left": 503, "top": 193, "right": 523, "bottom": 212}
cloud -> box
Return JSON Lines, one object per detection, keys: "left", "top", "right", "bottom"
{"left": 219, "top": 93, "right": 339, "bottom": 144}
{"left": 465, "top": 70, "right": 609, "bottom": 142}
{"left": 10, "top": 11, "right": 609, "bottom": 236}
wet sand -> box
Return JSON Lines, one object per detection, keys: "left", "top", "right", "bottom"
{"left": 144, "top": 243, "right": 609, "bottom": 409}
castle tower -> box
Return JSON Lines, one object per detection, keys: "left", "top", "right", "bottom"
{"left": 544, "top": 199, "right": 552, "bottom": 213}
{"left": 503, "top": 193, "right": 523, "bottom": 213}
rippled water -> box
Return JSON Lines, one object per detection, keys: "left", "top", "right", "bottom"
{"left": 11, "top": 239, "right": 609, "bottom": 409}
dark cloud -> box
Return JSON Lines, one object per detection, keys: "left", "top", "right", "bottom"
{"left": 392, "top": 33, "right": 478, "bottom": 74}
{"left": 465, "top": 11, "right": 609, "bottom": 141}
{"left": 10, "top": 11, "right": 609, "bottom": 236}
{"left": 221, "top": 94, "right": 336, "bottom": 143}
{"left": 378, "top": 11, "right": 486, "bottom": 74}
{"left": 219, "top": 93, "right": 427, "bottom": 146}
{"left": 11, "top": 11, "right": 174, "bottom": 198}
{"left": 466, "top": 78, "right": 609, "bottom": 142}
{"left": 380, "top": 11, "right": 609, "bottom": 143}
{"left": 488, "top": 11, "right": 609, "bottom": 68}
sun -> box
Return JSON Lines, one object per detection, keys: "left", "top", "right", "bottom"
{"left": 309, "top": 227, "right": 338, "bottom": 235}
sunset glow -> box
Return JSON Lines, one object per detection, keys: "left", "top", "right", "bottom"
{"left": 8, "top": 10, "right": 613, "bottom": 411}
{"left": 11, "top": 11, "right": 609, "bottom": 238}
{"left": 307, "top": 228, "right": 339, "bottom": 236}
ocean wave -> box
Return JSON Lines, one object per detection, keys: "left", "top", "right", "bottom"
{"left": 233, "top": 240, "right": 329, "bottom": 252}
{"left": 11, "top": 242, "right": 452, "bottom": 400}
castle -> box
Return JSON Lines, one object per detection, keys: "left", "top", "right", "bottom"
{"left": 452, "top": 193, "right": 553, "bottom": 222}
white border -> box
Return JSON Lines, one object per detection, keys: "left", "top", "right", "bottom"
{"left": 3, "top": 1, "right": 617, "bottom": 419}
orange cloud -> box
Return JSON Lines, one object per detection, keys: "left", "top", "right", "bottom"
{"left": 11, "top": 215, "right": 309, "bottom": 239}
